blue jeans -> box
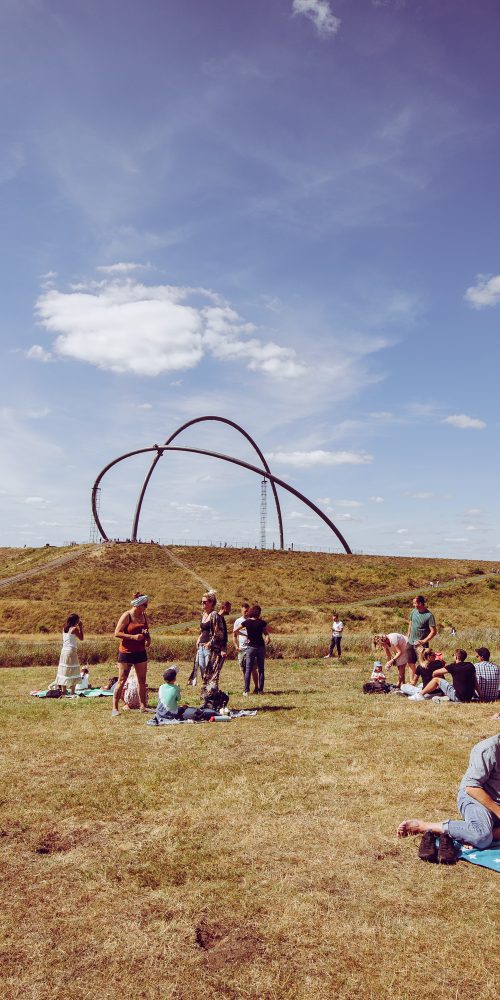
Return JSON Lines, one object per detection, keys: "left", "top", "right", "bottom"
{"left": 328, "top": 635, "right": 342, "bottom": 657}
{"left": 445, "top": 790, "right": 499, "bottom": 849}
{"left": 244, "top": 646, "right": 265, "bottom": 693}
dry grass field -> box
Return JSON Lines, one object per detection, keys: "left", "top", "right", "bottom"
{"left": 1, "top": 545, "right": 499, "bottom": 999}
{"left": 1, "top": 656, "right": 499, "bottom": 1000}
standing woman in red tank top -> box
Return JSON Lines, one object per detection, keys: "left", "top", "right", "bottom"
{"left": 112, "top": 593, "right": 151, "bottom": 716}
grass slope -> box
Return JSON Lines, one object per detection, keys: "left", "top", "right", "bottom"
{"left": 1, "top": 544, "right": 500, "bottom": 640}
{"left": 0, "top": 657, "right": 498, "bottom": 1000}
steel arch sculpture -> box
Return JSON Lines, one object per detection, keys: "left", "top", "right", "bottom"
{"left": 91, "top": 419, "right": 352, "bottom": 554}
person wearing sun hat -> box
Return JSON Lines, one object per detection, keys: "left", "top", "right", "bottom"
{"left": 112, "top": 592, "right": 151, "bottom": 716}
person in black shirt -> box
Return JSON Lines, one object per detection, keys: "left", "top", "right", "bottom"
{"left": 409, "top": 649, "right": 476, "bottom": 702}
{"left": 234, "top": 604, "right": 270, "bottom": 695}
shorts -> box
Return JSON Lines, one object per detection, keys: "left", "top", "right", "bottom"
{"left": 118, "top": 650, "right": 148, "bottom": 665}
{"left": 406, "top": 644, "right": 419, "bottom": 665}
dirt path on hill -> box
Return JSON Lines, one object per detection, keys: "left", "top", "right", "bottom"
{"left": 0, "top": 547, "right": 99, "bottom": 591}
{"left": 163, "top": 547, "right": 213, "bottom": 592}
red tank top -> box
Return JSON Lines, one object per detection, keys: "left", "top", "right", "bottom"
{"left": 119, "top": 613, "right": 147, "bottom": 654}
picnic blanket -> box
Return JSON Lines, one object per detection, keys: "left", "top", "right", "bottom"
{"left": 147, "top": 709, "right": 257, "bottom": 726}
{"left": 30, "top": 688, "right": 113, "bottom": 698}
{"left": 77, "top": 688, "right": 113, "bottom": 698}
{"left": 458, "top": 841, "right": 500, "bottom": 872}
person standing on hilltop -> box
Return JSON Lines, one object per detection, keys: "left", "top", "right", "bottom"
{"left": 112, "top": 594, "right": 151, "bottom": 716}
{"left": 406, "top": 595, "right": 437, "bottom": 666}
{"left": 324, "top": 611, "right": 344, "bottom": 660}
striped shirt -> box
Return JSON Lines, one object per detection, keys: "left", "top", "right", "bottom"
{"left": 474, "top": 661, "right": 500, "bottom": 702}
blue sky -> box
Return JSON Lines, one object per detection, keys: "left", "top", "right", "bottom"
{"left": 1, "top": 0, "right": 499, "bottom": 557}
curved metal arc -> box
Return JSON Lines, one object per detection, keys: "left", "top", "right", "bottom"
{"left": 131, "top": 415, "right": 284, "bottom": 548}
{"left": 92, "top": 446, "right": 161, "bottom": 542}
{"left": 163, "top": 445, "right": 352, "bottom": 554}
{"left": 92, "top": 443, "right": 352, "bottom": 553}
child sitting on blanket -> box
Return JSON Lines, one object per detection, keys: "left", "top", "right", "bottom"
{"left": 370, "top": 661, "right": 386, "bottom": 682}
{"left": 156, "top": 666, "right": 184, "bottom": 719}
{"left": 75, "top": 667, "right": 90, "bottom": 692}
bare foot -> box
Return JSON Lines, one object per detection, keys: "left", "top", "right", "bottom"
{"left": 397, "top": 819, "right": 428, "bottom": 837}
{"left": 397, "top": 819, "right": 444, "bottom": 837}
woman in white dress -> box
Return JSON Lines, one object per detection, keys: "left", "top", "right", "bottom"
{"left": 55, "top": 614, "right": 84, "bottom": 695}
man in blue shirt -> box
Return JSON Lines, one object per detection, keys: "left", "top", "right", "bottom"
{"left": 397, "top": 734, "right": 500, "bottom": 862}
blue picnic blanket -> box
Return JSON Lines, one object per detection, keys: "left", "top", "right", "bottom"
{"left": 458, "top": 841, "right": 500, "bottom": 872}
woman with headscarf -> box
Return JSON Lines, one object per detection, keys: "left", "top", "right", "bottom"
{"left": 112, "top": 593, "right": 151, "bottom": 716}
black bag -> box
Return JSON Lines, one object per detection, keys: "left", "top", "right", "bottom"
{"left": 203, "top": 689, "right": 229, "bottom": 711}
{"left": 362, "top": 680, "right": 390, "bottom": 695}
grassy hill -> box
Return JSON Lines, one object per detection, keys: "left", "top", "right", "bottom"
{"left": 1, "top": 543, "right": 500, "bottom": 666}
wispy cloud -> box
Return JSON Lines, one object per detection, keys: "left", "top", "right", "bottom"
{"left": 34, "top": 276, "right": 307, "bottom": 380}
{"left": 292, "top": 0, "right": 341, "bottom": 38}
{"left": 443, "top": 414, "right": 486, "bottom": 430}
{"left": 97, "top": 262, "right": 150, "bottom": 274}
{"left": 266, "top": 449, "right": 373, "bottom": 468}
{"left": 464, "top": 274, "right": 500, "bottom": 309}
{"left": 25, "top": 344, "right": 52, "bottom": 362}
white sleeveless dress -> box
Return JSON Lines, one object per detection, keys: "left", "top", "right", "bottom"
{"left": 55, "top": 630, "right": 81, "bottom": 686}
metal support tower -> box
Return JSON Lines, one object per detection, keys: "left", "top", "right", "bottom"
{"left": 260, "top": 477, "right": 267, "bottom": 549}
{"left": 89, "top": 486, "right": 101, "bottom": 543}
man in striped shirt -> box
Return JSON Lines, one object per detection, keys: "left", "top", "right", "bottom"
{"left": 474, "top": 647, "right": 500, "bottom": 702}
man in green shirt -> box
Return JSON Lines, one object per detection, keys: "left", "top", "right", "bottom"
{"left": 407, "top": 595, "right": 436, "bottom": 664}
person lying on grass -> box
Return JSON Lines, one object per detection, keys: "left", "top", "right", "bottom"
{"left": 408, "top": 648, "right": 476, "bottom": 702}
{"left": 397, "top": 733, "right": 500, "bottom": 863}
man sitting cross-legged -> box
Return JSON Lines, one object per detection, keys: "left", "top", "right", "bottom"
{"left": 408, "top": 648, "right": 476, "bottom": 702}
{"left": 397, "top": 733, "right": 500, "bottom": 863}
{"left": 474, "top": 647, "right": 500, "bottom": 703}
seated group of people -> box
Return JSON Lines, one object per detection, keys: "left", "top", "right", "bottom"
{"left": 373, "top": 633, "right": 500, "bottom": 703}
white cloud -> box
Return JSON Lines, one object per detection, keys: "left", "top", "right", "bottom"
{"left": 404, "top": 491, "right": 435, "bottom": 500}
{"left": 25, "top": 344, "right": 52, "bottom": 362}
{"left": 97, "top": 262, "right": 149, "bottom": 274}
{"left": 464, "top": 274, "right": 500, "bottom": 309}
{"left": 135, "top": 403, "right": 152, "bottom": 410}
{"left": 444, "top": 537, "right": 467, "bottom": 543}
{"left": 334, "top": 499, "right": 362, "bottom": 508}
{"left": 24, "top": 496, "right": 47, "bottom": 505}
{"left": 292, "top": 0, "right": 341, "bottom": 37}
{"left": 34, "top": 277, "right": 307, "bottom": 380}
{"left": 369, "top": 496, "right": 384, "bottom": 503}
{"left": 443, "top": 414, "right": 486, "bottom": 430}
{"left": 266, "top": 449, "right": 373, "bottom": 467}
{"left": 396, "top": 528, "right": 408, "bottom": 534}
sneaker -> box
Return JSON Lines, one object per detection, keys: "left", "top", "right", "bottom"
{"left": 437, "top": 833, "right": 458, "bottom": 865}
{"left": 418, "top": 831, "right": 438, "bottom": 863}
{"left": 111, "top": 708, "right": 119, "bottom": 717}
{"left": 432, "top": 695, "right": 450, "bottom": 702}
{"left": 323, "top": 655, "right": 332, "bottom": 659}
{"left": 242, "top": 691, "right": 248, "bottom": 697}
{"left": 408, "top": 692, "right": 425, "bottom": 701}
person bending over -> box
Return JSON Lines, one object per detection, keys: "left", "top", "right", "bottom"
{"left": 397, "top": 733, "right": 500, "bottom": 862}
{"left": 372, "top": 633, "right": 410, "bottom": 688}
{"left": 408, "top": 648, "right": 476, "bottom": 702}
